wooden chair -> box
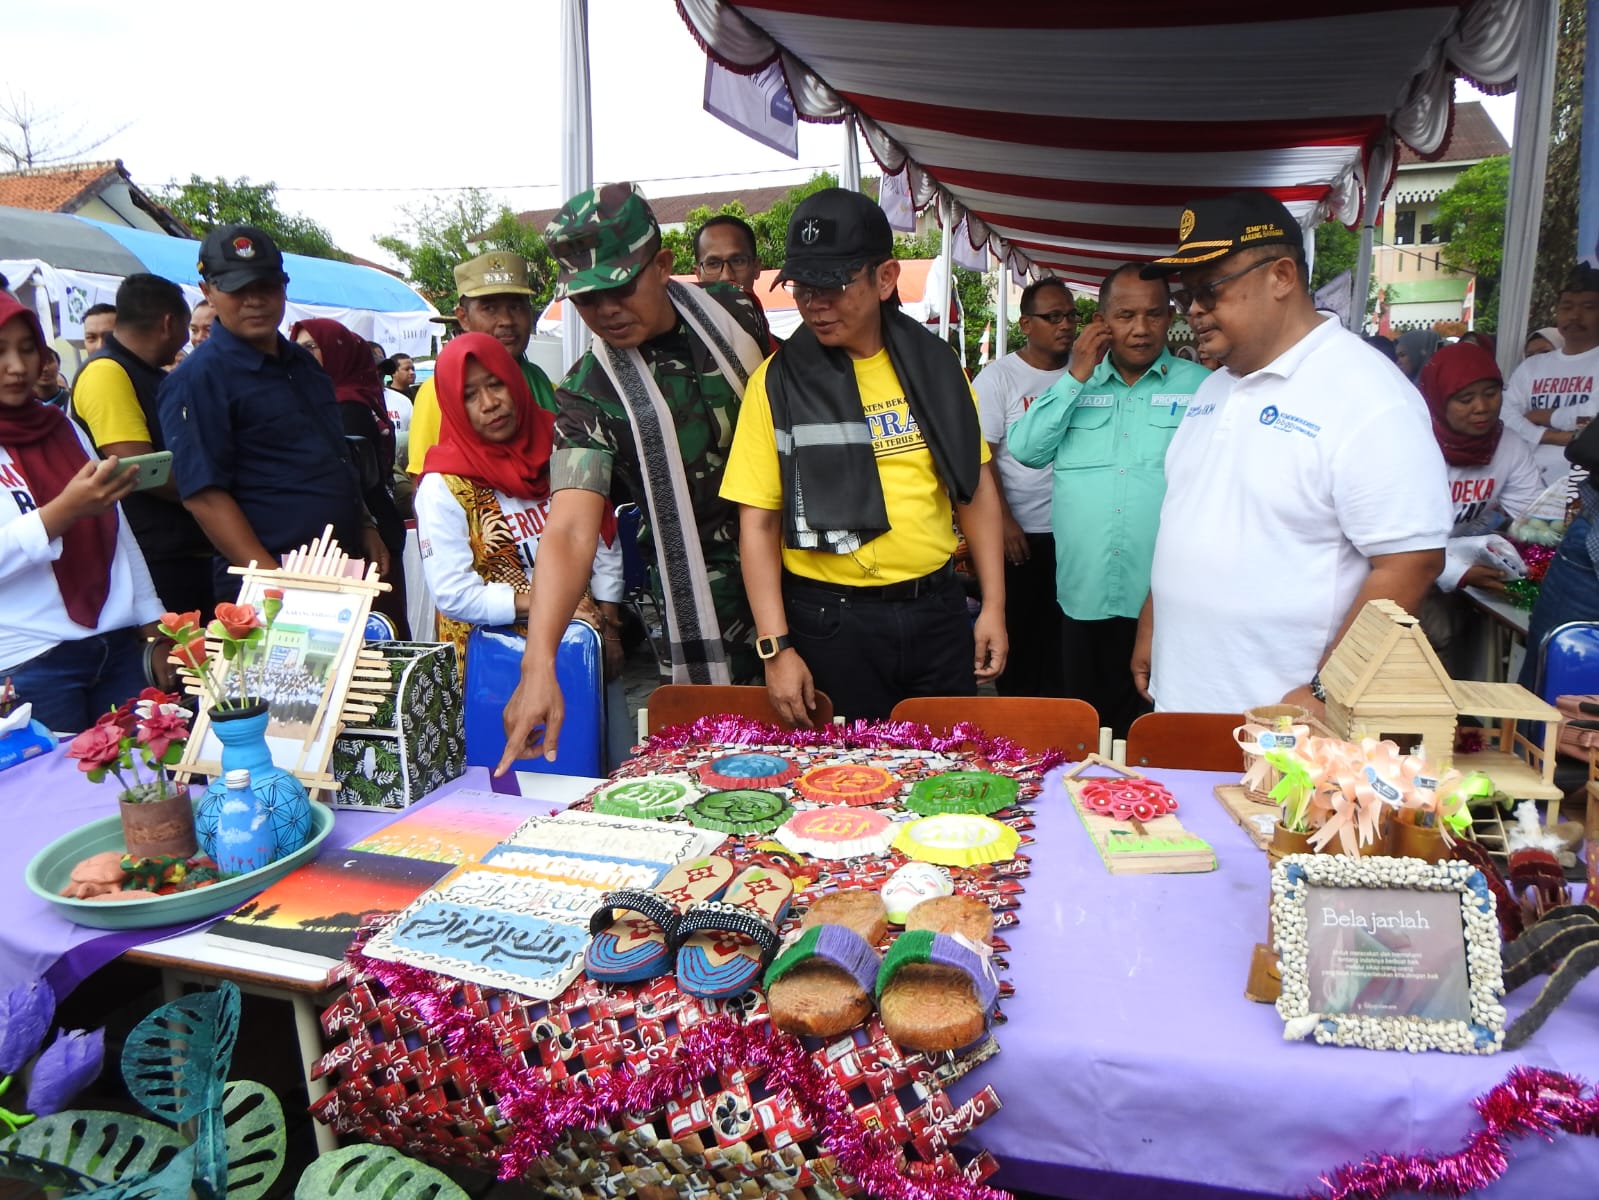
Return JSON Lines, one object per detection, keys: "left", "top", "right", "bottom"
{"left": 644, "top": 684, "right": 834, "bottom": 735}
{"left": 888, "top": 696, "right": 1100, "bottom": 756}
{"left": 1124, "top": 712, "right": 1245, "bottom": 771}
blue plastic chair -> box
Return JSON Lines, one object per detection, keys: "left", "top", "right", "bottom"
{"left": 1532, "top": 621, "right": 1599, "bottom": 705}
{"left": 463, "top": 620, "right": 605, "bottom": 778}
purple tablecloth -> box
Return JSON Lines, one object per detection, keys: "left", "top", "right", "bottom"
{"left": 0, "top": 749, "right": 496, "bottom": 997}
{"left": 957, "top": 766, "right": 1599, "bottom": 1199}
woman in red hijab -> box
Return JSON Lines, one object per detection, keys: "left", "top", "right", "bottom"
{"left": 413, "top": 333, "right": 622, "bottom": 679}
{"left": 0, "top": 293, "right": 165, "bottom": 732}
{"left": 1415, "top": 341, "right": 1546, "bottom": 670}
{"left": 290, "top": 317, "right": 410, "bottom": 637}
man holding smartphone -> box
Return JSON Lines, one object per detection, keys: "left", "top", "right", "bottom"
{"left": 158, "top": 225, "right": 388, "bottom": 598}
{"left": 73, "top": 273, "right": 216, "bottom": 615}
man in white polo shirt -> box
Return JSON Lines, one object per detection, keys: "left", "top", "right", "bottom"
{"left": 1132, "top": 191, "right": 1450, "bottom": 715}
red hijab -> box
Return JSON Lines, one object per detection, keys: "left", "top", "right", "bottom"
{"left": 1416, "top": 341, "right": 1504, "bottom": 467}
{"left": 424, "top": 333, "right": 556, "bottom": 499}
{"left": 290, "top": 318, "right": 395, "bottom": 470}
{"left": 0, "top": 294, "right": 117, "bottom": 627}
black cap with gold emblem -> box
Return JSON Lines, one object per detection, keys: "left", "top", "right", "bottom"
{"left": 1140, "top": 191, "right": 1304, "bottom": 278}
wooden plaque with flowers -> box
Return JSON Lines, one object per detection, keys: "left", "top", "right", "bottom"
{"left": 166, "top": 528, "right": 394, "bottom": 797}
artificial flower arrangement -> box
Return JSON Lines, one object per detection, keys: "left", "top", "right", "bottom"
{"left": 1265, "top": 736, "right": 1475, "bottom": 858}
{"left": 63, "top": 688, "right": 192, "bottom": 806}
{"left": 157, "top": 590, "right": 284, "bottom": 715}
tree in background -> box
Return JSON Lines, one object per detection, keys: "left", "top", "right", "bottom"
{"left": 161, "top": 175, "right": 348, "bottom": 262}
{"left": 376, "top": 189, "right": 556, "bottom": 310}
{"left": 663, "top": 173, "right": 842, "bottom": 272}
{"left": 1436, "top": 154, "right": 1509, "bottom": 333}
{"left": 0, "top": 88, "right": 127, "bottom": 170}
{"left": 1531, "top": 0, "right": 1584, "bottom": 327}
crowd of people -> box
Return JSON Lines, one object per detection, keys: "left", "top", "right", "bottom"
{"left": 1, "top": 183, "right": 1595, "bottom": 748}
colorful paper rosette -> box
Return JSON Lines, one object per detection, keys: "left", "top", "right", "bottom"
{"left": 697, "top": 752, "right": 800, "bottom": 790}
{"left": 906, "top": 770, "right": 1019, "bottom": 817}
{"left": 775, "top": 806, "right": 897, "bottom": 859}
{"left": 591, "top": 774, "right": 699, "bottom": 820}
{"left": 1077, "top": 778, "right": 1177, "bottom": 823}
{"left": 683, "top": 789, "right": 794, "bottom": 835}
{"left": 892, "top": 813, "right": 1020, "bottom": 866}
{"left": 793, "top": 763, "right": 901, "bottom": 806}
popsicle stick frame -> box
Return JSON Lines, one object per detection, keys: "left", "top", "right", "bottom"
{"left": 171, "top": 527, "right": 393, "bottom": 797}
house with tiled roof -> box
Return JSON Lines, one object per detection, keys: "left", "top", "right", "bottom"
{"left": 0, "top": 159, "right": 190, "bottom": 237}
{"left": 1375, "top": 101, "right": 1510, "bottom": 329}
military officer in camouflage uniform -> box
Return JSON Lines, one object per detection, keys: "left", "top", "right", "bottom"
{"left": 498, "top": 184, "right": 770, "bottom": 771}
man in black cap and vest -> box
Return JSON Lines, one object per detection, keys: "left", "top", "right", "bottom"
{"left": 159, "top": 224, "right": 390, "bottom": 598}
{"left": 720, "top": 188, "right": 1007, "bottom": 722}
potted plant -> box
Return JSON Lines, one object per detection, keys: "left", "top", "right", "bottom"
{"left": 159, "top": 593, "right": 311, "bottom": 862}
{"left": 63, "top": 689, "right": 196, "bottom": 860}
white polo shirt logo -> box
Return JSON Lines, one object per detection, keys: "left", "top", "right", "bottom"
{"left": 1258, "top": 405, "right": 1321, "bottom": 439}
{"left": 1259, "top": 405, "right": 1279, "bottom": 426}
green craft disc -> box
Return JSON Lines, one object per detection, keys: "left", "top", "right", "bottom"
{"left": 592, "top": 775, "right": 696, "bottom": 820}
{"left": 906, "top": 770, "right": 1019, "bottom": 817}
{"left": 684, "top": 789, "right": 794, "bottom": 835}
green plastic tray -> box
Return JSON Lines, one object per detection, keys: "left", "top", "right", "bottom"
{"left": 26, "top": 798, "right": 335, "bottom": 930}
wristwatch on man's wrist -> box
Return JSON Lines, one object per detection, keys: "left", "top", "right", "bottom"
{"left": 756, "top": 633, "right": 793, "bottom": 661}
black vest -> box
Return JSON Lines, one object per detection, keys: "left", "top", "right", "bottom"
{"left": 74, "top": 335, "right": 211, "bottom": 563}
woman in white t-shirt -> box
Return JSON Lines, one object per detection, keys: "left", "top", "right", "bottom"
{"left": 1415, "top": 341, "right": 1543, "bottom": 669}
{"left": 413, "top": 333, "right": 623, "bottom": 682}
{"left": 0, "top": 293, "right": 165, "bottom": 732}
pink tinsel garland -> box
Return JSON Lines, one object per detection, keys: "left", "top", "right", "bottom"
{"left": 1316, "top": 1067, "right": 1599, "bottom": 1199}
{"left": 348, "top": 948, "right": 1009, "bottom": 1200}
{"left": 645, "top": 714, "right": 1067, "bottom": 771}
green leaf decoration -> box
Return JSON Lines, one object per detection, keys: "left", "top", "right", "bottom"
{"left": 217, "top": 1080, "right": 285, "bottom": 1200}
{"left": 294, "top": 1144, "right": 471, "bottom": 1200}
{"left": 0, "top": 1109, "right": 185, "bottom": 1191}
{"left": 120, "top": 984, "right": 239, "bottom": 1124}
{"left": 76, "top": 1143, "right": 196, "bottom": 1199}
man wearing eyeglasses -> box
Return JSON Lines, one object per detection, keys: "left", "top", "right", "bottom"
{"left": 1007, "top": 265, "right": 1207, "bottom": 736}
{"left": 720, "top": 188, "right": 1006, "bottom": 723}
{"left": 970, "top": 276, "right": 1078, "bottom": 698}
{"left": 403, "top": 252, "right": 556, "bottom": 475}
{"left": 1133, "top": 191, "right": 1449, "bottom": 716}
{"left": 498, "top": 184, "right": 770, "bottom": 770}
{"left": 694, "top": 214, "right": 779, "bottom": 352}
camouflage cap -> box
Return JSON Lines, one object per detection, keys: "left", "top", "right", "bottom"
{"left": 453, "top": 251, "right": 535, "bottom": 299}
{"left": 545, "top": 182, "right": 661, "bottom": 300}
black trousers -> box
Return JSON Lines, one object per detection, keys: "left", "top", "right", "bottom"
{"left": 783, "top": 570, "right": 975, "bottom": 721}
{"left": 995, "top": 532, "right": 1066, "bottom": 697}
{"left": 1060, "top": 613, "right": 1151, "bottom": 739}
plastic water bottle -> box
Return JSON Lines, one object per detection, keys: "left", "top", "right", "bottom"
{"left": 213, "top": 769, "right": 275, "bottom": 876}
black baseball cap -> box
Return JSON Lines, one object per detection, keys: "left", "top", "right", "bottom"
{"left": 197, "top": 224, "right": 289, "bottom": 292}
{"left": 775, "top": 188, "right": 894, "bottom": 289}
{"left": 1140, "top": 191, "right": 1304, "bottom": 278}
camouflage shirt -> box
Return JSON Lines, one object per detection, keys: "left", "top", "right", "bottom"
{"left": 550, "top": 282, "right": 769, "bottom": 680}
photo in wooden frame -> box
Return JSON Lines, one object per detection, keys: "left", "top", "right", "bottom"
{"left": 172, "top": 529, "right": 392, "bottom": 796}
{"left": 1271, "top": 854, "right": 1506, "bottom": 1054}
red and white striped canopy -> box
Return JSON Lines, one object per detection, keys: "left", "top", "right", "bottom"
{"left": 673, "top": 0, "right": 1527, "bottom": 287}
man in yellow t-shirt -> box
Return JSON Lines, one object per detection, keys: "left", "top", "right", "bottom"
{"left": 404, "top": 252, "right": 557, "bottom": 474}
{"left": 721, "top": 188, "right": 1006, "bottom": 722}
{"left": 71, "top": 273, "right": 216, "bottom": 614}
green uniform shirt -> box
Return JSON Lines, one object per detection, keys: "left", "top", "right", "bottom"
{"left": 549, "top": 282, "right": 767, "bottom": 679}
{"left": 1007, "top": 349, "right": 1211, "bottom": 621}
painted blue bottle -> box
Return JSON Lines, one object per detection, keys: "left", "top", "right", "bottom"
{"left": 213, "top": 769, "right": 275, "bottom": 876}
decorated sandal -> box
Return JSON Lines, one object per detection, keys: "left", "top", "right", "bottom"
{"left": 584, "top": 855, "right": 735, "bottom": 983}
{"left": 670, "top": 865, "right": 794, "bottom": 999}
{"left": 765, "top": 892, "right": 889, "bottom": 1038}
{"left": 875, "top": 930, "right": 1000, "bottom": 1053}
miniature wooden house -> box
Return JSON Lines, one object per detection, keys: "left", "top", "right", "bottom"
{"left": 1320, "top": 600, "right": 1565, "bottom": 818}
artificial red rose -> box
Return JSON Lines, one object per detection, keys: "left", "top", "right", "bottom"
{"left": 137, "top": 687, "right": 179, "bottom": 709}
{"left": 171, "top": 633, "right": 208, "bottom": 670}
{"left": 94, "top": 705, "right": 136, "bottom": 736}
{"left": 158, "top": 611, "right": 201, "bottom": 640}
{"left": 65, "top": 725, "right": 126, "bottom": 773}
{"left": 261, "top": 588, "right": 284, "bottom": 601}
{"left": 136, "top": 710, "right": 190, "bottom": 761}
{"left": 210, "top": 603, "right": 261, "bottom": 640}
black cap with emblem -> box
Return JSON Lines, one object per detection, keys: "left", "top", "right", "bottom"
{"left": 197, "top": 224, "right": 289, "bottom": 292}
{"left": 1140, "top": 191, "right": 1304, "bottom": 278}
{"left": 775, "top": 187, "right": 895, "bottom": 289}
